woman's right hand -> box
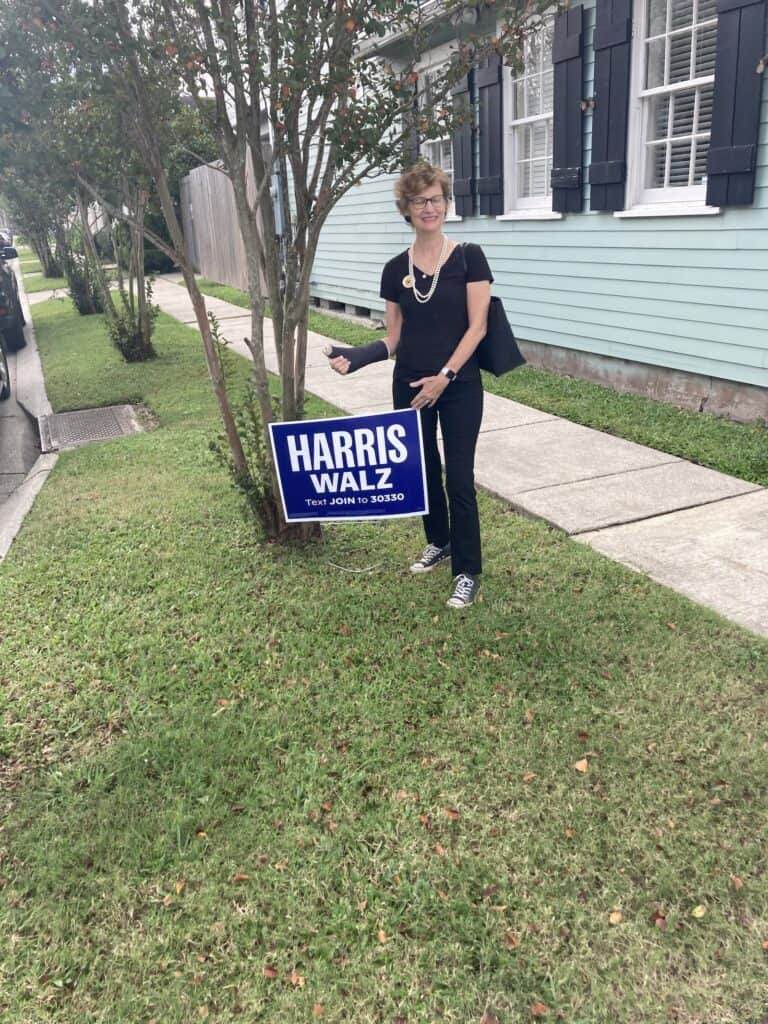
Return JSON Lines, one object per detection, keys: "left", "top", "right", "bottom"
{"left": 329, "top": 355, "right": 351, "bottom": 375}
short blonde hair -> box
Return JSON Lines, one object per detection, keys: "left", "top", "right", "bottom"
{"left": 395, "top": 162, "right": 452, "bottom": 216}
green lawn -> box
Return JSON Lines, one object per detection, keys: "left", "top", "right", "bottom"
{"left": 21, "top": 273, "right": 68, "bottom": 294}
{"left": 194, "top": 279, "right": 768, "bottom": 488}
{"left": 1, "top": 299, "right": 767, "bottom": 1023}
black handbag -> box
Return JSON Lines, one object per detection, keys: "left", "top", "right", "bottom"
{"left": 477, "top": 296, "right": 526, "bottom": 377}
{"left": 461, "top": 245, "right": 525, "bottom": 377}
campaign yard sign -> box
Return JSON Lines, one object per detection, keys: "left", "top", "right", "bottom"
{"left": 269, "top": 409, "right": 428, "bottom": 522}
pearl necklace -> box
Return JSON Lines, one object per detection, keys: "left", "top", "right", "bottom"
{"left": 408, "top": 236, "right": 450, "bottom": 305}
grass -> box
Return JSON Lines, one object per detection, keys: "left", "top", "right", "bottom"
{"left": 1, "top": 299, "right": 767, "bottom": 1023}
{"left": 21, "top": 274, "right": 68, "bottom": 294}
{"left": 194, "top": 279, "right": 768, "bottom": 488}
{"left": 198, "top": 278, "right": 386, "bottom": 349}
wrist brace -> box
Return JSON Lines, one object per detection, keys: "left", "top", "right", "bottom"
{"left": 323, "top": 339, "right": 389, "bottom": 373}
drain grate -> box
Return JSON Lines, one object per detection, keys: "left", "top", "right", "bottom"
{"left": 38, "top": 404, "right": 143, "bottom": 453}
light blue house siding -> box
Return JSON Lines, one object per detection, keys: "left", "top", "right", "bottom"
{"left": 310, "top": 3, "right": 768, "bottom": 411}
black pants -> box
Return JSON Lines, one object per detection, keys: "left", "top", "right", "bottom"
{"left": 393, "top": 375, "right": 483, "bottom": 577}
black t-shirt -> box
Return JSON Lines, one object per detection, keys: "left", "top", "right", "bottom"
{"left": 379, "top": 242, "right": 493, "bottom": 383}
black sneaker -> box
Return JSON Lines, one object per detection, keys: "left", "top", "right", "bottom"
{"left": 446, "top": 573, "right": 480, "bottom": 609}
{"left": 410, "top": 543, "right": 451, "bottom": 574}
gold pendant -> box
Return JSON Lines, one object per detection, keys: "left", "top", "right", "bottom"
{"left": 402, "top": 274, "right": 415, "bottom": 288}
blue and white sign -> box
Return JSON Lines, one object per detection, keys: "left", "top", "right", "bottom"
{"left": 269, "top": 409, "right": 428, "bottom": 522}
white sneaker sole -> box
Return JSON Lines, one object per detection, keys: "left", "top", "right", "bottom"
{"left": 410, "top": 559, "right": 450, "bottom": 574}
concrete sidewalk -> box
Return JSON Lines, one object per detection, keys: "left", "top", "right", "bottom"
{"left": 156, "top": 276, "right": 768, "bottom": 637}
{"left": 0, "top": 261, "right": 58, "bottom": 561}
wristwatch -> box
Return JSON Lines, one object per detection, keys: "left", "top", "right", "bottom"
{"left": 440, "top": 366, "right": 457, "bottom": 382}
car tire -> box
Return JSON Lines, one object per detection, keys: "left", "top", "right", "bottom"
{"left": 3, "top": 321, "right": 26, "bottom": 352}
{"left": 0, "top": 344, "right": 10, "bottom": 401}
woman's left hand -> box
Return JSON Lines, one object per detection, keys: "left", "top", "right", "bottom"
{"left": 409, "top": 374, "right": 449, "bottom": 409}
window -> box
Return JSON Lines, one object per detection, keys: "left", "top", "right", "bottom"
{"left": 416, "top": 56, "right": 459, "bottom": 217}
{"left": 504, "top": 21, "right": 555, "bottom": 211}
{"left": 629, "top": 0, "right": 717, "bottom": 205}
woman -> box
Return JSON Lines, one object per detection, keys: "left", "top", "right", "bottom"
{"left": 327, "top": 163, "right": 492, "bottom": 609}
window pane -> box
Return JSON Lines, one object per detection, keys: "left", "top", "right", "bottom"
{"left": 646, "top": 37, "right": 666, "bottom": 87}
{"left": 648, "top": 0, "right": 667, "bottom": 36}
{"left": 697, "top": 81, "right": 714, "bottom": 132}
{"left": 527, "top": 74, "right": 544, "bottom": 117}
{"left": 530, "top": 160, "right": 549, "bottom": 196}
{"left": 518, "top": 158, "right": 531, "bottom": 197}
{"left": 670, "top": 0, "right": 694, "bottom": 30}
{"left": 693, "top": 137, "right": 709, "bottom": 183}
{"left": 669, "top": 30, "right": 693, "bottom": 83}
{"left": 531, "top": 121, "right": 548, "bottom": 159}
{"left": 647, "top": 93, "right": 671, "bottom": 140}
{"left": 519, "top": 124, "right": 532, "bottom": 161}
{"left": 646, "top": 142, "right": 668, "bottom": 187}
{"left": 514, "top": 79, "right": 527, "bottom": 120}
{"left": 671, "top": 90, "right": 695, "bottom": 136}
{"left": 694, "top": 23, "right": 717, "bottom": 77}
{"left": 669, "top": 138, "right": 693, "bottom": 184}
{"left": 542, "top": 66, "right": 554, "bottom": 111}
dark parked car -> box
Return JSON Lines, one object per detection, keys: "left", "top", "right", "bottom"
{"left": 0, "top": 244, "right": 26, "bottom": 354}
{"left": 0, "top": 331, "right": 10, "bottom": 401}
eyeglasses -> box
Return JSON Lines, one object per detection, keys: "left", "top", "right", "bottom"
{"left": 409, "top": 195, "right": 448, "bottom": 210}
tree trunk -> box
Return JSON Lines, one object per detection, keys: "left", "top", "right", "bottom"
{"left": 77, "top": 190, "right": 117, "bottom": 323}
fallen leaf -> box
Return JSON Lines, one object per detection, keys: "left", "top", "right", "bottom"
{"left": 175, "top": 879, "right": 186, "bottom": 895}
{"left": 378, "top": 929, "right": 387, "bottom": 943}
{"left": 321, "top": 801, "right": 333, "bottom": 812}
{"left": 338, "top": 624, "right": 351, "bottom": 636}
{"left": 762, "top": 939, "right": 768, "bottom": 950}
{"left": 419, "top": 814, "right": 431, "bottom": 828}
{"left": 524, "top": 708, "right": 535, "bottom": 723}
{"left": 522, "top": 772, "right": 537, "bottom": 783}
{"left": 573, "top": 758, "right": 590, "bottom": 773}
{"left": 273, "top": 861, "right": 287, "bottom": 871}
{"left": 564, "top": 828, "right": 575, "bottom": 838}
{"left": 312, "top": 1005, "right": 324, "bottom": 1018}
{"left": 196, "top": 830, "right": 208, "bottom": 839}
{"left": 691, "top": 904, "right": 707, "bottom": 919}
{"left": 162, "top": 894, "right": 174, "bottom": 907}
{"left": 445, "top": 808, "right": 460, "bottom": 820}
{"left": 199, "top": 1008, "right": 209, "bottom": 1020}
{"left": 577, "top": 730, "right": 589, "bottom": 741}
{"left": 231, "top": 872, "right": 250, "bottom": 883}
{"left": 357, "top": 900, "right": 367, "bottom": 912}
{"left": 481, "top": 1014, "right": 499, "bottom": 1024}
{"left": 667, "top": 622, "right": 677, "bottom": 630}
{"left": 434, "top": 843, "right": 446, "bottom": 857}
{"left": 288, "top": 970, "right": 305, "bottom": 987}
{"left": 650, "top": 909, "right": 667, "bottom": 929}
{"left": 731, "top": 875, "right": 744, "bottom": 890}
{"left": 609, "top": 910, "right": 623, "bottom": 925}
{"left": 504, "top": 930, "right": 520, "bottom": 948}
{"left": 262, "top": 966, "right": 278, "bottom": 979}
{"left": 530, "top": 1004, "right": 549, "bottom": 1017}
{"left": 395, "top": 790, "right": 409, "bottom": 801}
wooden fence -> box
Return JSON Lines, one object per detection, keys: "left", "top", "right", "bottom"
{"left": 180, "top": 161, "right": 250, "bottom": 291}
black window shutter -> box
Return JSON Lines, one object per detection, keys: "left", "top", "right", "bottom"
{"left": 589, "top": 0, "right": 633, "bottom": 211}
{"left": 451, "top": 71, "right": 475, "bottom": 216}
{"left": 551, "top": 6, "right": 585, "bottom": 212}
{"left": 476, "top": 55, "right": 505, "bottom": 215}
{"left": 404, "top": 80, "right": 420, "bottom": 168}
{"left": 706, "top": 0, "right": 768, "bottom": 207}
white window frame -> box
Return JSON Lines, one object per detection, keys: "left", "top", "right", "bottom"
{"left": 624, "top": 0, "right": 720, "bottom": 215}
{"left": 500, "top": 17, "right": 562, "bottom": 221}
{"left": 415, "top": 43, "right": 462, "bottom": 221}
